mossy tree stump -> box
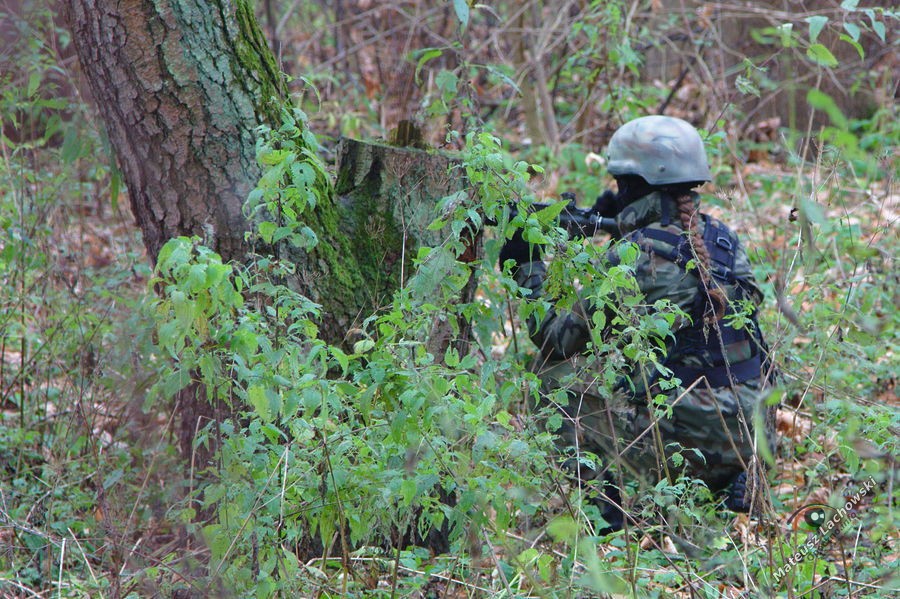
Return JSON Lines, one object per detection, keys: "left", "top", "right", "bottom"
{"left": 333, "top": 137, "right": 481, "bottom": 352}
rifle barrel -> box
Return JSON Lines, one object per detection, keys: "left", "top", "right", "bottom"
{"left": 530, "top": 201, "right": 619, "bottom": 237}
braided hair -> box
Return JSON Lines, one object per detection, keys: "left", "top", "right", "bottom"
{"left": 674, "top": 192, "right": 727, "bottom": 323}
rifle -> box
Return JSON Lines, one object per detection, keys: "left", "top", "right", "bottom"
{"left": 505, "top": 192, "right": 620, "bottom": 238}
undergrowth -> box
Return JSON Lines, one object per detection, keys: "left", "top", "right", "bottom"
{"left": 1, "top": 1, "right": 897, "bottom": 598}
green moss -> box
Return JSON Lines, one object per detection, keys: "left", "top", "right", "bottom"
{"left": 233, "top": 0, "right": 287, "bottom": 126}
{"left": 289, "top": 149, "right": 369, "bottom": 339}
{"left": 343, "top": 181, "right": 406, "bottom": 301}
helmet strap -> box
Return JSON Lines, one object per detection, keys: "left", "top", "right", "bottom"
{"left": 660, "top": 196, "right": 672, "bottom": 226}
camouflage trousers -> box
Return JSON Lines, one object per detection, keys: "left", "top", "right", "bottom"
{"left": 538, "top": 361, "right": 775, "bottom": 492}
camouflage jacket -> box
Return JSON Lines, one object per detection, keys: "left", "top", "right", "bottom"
{"left": 514, "top": 191, "right": 768, "bottom": 396}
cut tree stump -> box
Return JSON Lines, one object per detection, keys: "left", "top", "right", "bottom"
{"left": 333, "top": 137, "right": 481, "bottom": 353}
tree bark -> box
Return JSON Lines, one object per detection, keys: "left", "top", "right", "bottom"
{"left": 65, "top": 0, "right": 291, "bottom": 461}
{"left": 64, "top": 0, "right": 283, "bottom": 264}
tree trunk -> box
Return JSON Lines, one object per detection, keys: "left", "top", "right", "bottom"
{"left": 64, "top": 1, "right": 477, "bottom": 457}
{"left": 64, "top": 0, "right": 283, "bottom": 264}
{"left": 65, "top": 0, "right": 290, "bottom": 460}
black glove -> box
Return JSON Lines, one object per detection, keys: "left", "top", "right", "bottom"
{"left": 593, "top": 189, "right": 619, "bottom": 218}
{"left": 724, "top": 471, "right": 751, "bottom": 513}
{"left": 499, "top": 228, "right": 542, "bottom": 270}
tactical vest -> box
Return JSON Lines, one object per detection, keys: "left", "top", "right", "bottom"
{"left": 628, "top": 215, "right": 766, "bottom": 388}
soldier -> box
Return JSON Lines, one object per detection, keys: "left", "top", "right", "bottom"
{"left": 500, "top": 115, "right": 776, "bottom": 531}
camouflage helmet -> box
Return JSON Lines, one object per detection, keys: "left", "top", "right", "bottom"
{"left": 607, "top": 116, "right": 711, "bottom": 185}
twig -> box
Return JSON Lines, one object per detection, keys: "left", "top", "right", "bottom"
{"left": 57, "top": 537, "right": 65, "bottom": 599}
{"left": 66, "top": 527, "right": 99, "bottom": 588}
{"left": 210, "top": 445, "right": 289, "bottom": 579}
{"left": 482, "top": 528, "right": 514, "bottom": 595}
{"left": 119, "top": 405, "right": 179, "bottom": 559}
{"left": 0, "top": 578, "right": 43, "bottom": 598}
{"left": 342, "top": 555, "right": 497, "bottom": 594}
{"left": 320, "top": 430, "right": 352, "bottom": 576}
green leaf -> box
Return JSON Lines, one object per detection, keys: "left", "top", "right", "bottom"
{"left": 521, "top": 224, "right": 548, "bottom": 245}
{"left": 777, "top": 22, "right": 794, "bottom": 47}
{"left": 806, "top": 43, "right": 838, "bottom": 67}
{"left": 843, "top": 21, "right": 861, "bottom": 42}
{"left": 870, "top": 18, "right": 885, "bottom": 42}
{"left": 805, "top": 16, "right": 828, "bottom": 43}
{"left": 533, "top": 200, "right": 569, "bottom": 225}
{"left": 545, "top": 413, "right": 562, "bottom": 435}
{"left": 400, "top": 478, "right": 417, "bottom": 506}
{"left": 257, "top": 221, "right": 276, "bottom": 244}
{"left": 823, "top": 126, "right": 860, "bottom": 153}
{"left": 453, "top": 0, "right": 470, "bottom": 29}
{"left": 232, "top": 327, "right": 259, "bottom": 358}
{"left": 205, "top": 262, "right": 228, "bottom": 287}
{"left": 273, "top": 225, "right": 294, "bottom": 243}
{"left": 157, "top": 239, "right": 182, "bottom": 273}
{"left": 616, "top": 241, "right": 639, "bottom": 266}
{"left": 579, "top": 540, "right": 630, "bottom": 593}
{"left": 331, "top": 347, "right": 349, "bottom": 374}
{"left": 840, "top": 443, "right": 861, "bottom": 473}
{"left": 27, "top": 71, "right": 41, "bottom": 98}
{"left": 102, "top": 468, "right": 124, "bottom": 490}
{"left": 435, "top": 69, "right": 458, "bottom": 93}
{"left": 299, "top": 225, "right": 318, "bottom": 248}
{"left": 806, "top": 88, "right": 848, "bottom": 128}
{"left": 654, "top": 571, "right": 681, "bottom": 584}
{"left": 248, "top": 384, "right": 272, "bottom": 421}
{"left": 260, "top": 148, "right": 291, "bottom": 166}
{"left": 800, "top": 198, "right": 827, "bottom": 225}
{"left": 518, "top": 547, "right": 539, "bottom": 565}
{"left": 171, "top": 290, "right": 193, "bottom": 325}
{"left": 482, "top": 64, "right": 521, "bottom": 94}
{"left": 840, "top": 0, "right": 859, "bottom": 9}
{"left": 202, "top": 524, "right": 229, "bottom": 561}
{"left": 426, "top": 217, "right": 446, "bottom": 231}
{"left": 547, "top": 515, "right": 578, "bottom": 543}
{"left": 188, "top": 264, "right": 207, "bottom": 292}
{"left": 291, "top": 160, "right": 314, "bottom": 188}
{"left": 735, "top": 75, "right": 760, "bottom": 97}
{"left": 414, "top": 48, "right": 443, "bottom": 84}
{"left": 410, "top": 246, "right": 455, "bottom": 297}
{"left": 60, "top": 126, "right": 82, "bottom": 164}
{"left": 444, "top": 346, "right": 460, "bottom": 367}
{"left": 839, "top": 34, "right": 865, "bottom": 60}
{"left": 353, "top": 338, "right": 375, "bottom": 354}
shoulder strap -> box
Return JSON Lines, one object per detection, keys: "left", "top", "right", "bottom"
{"left": 630, "top": 216, "right": 742, "bottom": 286}
{"left": 702, "top": 215, "right": 739, "bottom": 284}
{"left": 633, "top": 228, "right": 690, "bottom": 267}
{"left": 660, "top": 195, "right": 672, "bottom": 226}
